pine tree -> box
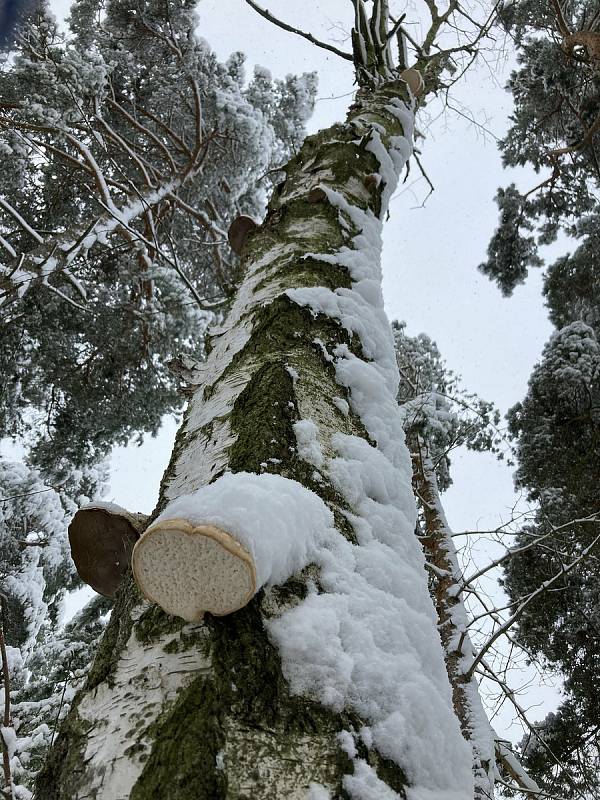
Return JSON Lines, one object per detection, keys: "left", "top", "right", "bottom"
{"left": 481, "top": 0, "right": 600, "bottom": 792}
{"left": 0, "top": 456, "right": 83, "bottom": 798}
{"left": 11, "top": 594, "right": 112, "bottom": 793}
{"left": 393, "top": 320, "right": 502, "bottom": 492}
{"left": 31, "top": 3, "right": 507, "bottom": 798}
{"left": 480, "top": 0, "right": 600, "bottom": 296}
{"left": 503, "top": 321, "right": 600, "bottom": 797}
{"left": 0, "top": 0, "right": 316, "bottom": 481}
{"left": 1, "top": 2, "right": 318, "bottom": 795}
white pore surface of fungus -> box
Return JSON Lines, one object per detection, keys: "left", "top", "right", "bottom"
{"left": 133, "top": 521, "right": 257, "bottom": 621}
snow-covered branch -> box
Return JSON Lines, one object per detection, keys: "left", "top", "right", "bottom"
{"left": 0, "top": 115, "right": 225, "bottom": 314}
{"left": 243, "top": 0, "right": 354, "bottom": 61}
{"left": 0, "top": 597, "right": 15, "bottom": 800}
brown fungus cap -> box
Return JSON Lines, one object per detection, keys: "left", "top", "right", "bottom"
{"left": 363, "top": 173, "right": 380, "bottom": 190}
{"left": 307, "top": 187, "right": 327, "bottom": 204}
{"left": 400, "top": 67, "right": 425, "bottom": 97}
{"left": 68, "top": 506, "right": 147, "bottom": 598}
{"left": 227, "top": 215, "right": 258, "bottom": 255}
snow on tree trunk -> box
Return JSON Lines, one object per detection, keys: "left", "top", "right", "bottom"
{"left": 37, "top": 82, "right": 474, "bottom": 800}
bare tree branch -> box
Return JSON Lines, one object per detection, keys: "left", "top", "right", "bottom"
{"left": 466, "top": 530, "right": 600, "bottom": 680}
{"left": 458, "top": 512, "right": 600, "bottom": 591}
{"left": 243, "top": 0, "right": 354, "bottom": 61}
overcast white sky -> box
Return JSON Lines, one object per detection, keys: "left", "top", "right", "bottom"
{"left": 46, "top": 0, "right": 562, "bottom": 743}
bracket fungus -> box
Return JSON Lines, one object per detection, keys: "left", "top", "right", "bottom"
{"left": 363, "top": 173, "right": 381, "bottom": 190}
{"left": 400, "top": 67, "right": 425, "bottom": 97}
{"left": 68, "top": 504, "right": 148, "bottom": 597}
{"left": 307, "top": 187, "right": 327, "bottom": 204}
{"left": 563, "top": 31, "right": 600, "bottom": 60}
{"left": 132, "top": 519, "right": 257, "bottom": 622}
{"left": 227, "top": 214, "right": 259, "bottom": 255}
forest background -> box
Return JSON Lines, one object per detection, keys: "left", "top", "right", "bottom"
{"left": 2, "top": 0, "right": 558, "bottom": 747}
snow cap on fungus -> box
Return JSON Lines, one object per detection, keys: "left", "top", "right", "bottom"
{"left": 131, "top": 472, "right": 334, "bottom": 623}
{"left": 68, "top": 504, "right": 147, "bottom": 597}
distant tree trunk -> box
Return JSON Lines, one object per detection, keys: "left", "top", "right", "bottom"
{"left": 411, "top": 438, "right": 495, "bottom": 799}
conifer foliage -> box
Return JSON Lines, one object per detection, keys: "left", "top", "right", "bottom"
{"left": 0, "top": 457, "right": 79, "bottom": 797}
{"left": 0, "top": 2, "right": 316, "bottom": 795}
{"left": 393, "top": 320, "right": 503, "bottom": 492}
{"left": 481, "top": 0, "right": 600, "bottom": 296}
{"left": 0, "top": 0, "right": 316, "bottom": 480}
{"left": 482, "top": 0, "right": 600, "bottom": 792}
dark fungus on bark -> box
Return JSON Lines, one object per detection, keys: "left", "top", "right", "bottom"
{"left": 364, "top": 173, "right": 380, "bottom": 190}
{"left": 228, "top": 215, "right": 259, "bottom": 255}
{"left": 68, "top": 507, "right": 147, "bottom": 597}
{"left": 307, "top": 187, "right": 328, "bottom": 204}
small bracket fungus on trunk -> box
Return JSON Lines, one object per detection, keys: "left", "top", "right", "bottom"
{"left": 307, "top": 187, "right": 328, "bottom": 204}
{"left": 132, "top": 519, "right": 256, "bottom": 621}
{"left": 363, "top": 173, "right": 381, "bottom": 190}
{"left": 227, "top": 214, "right": 259, "bottom": 255}
{"left": 68, "top": 504, "right": 148, "bottom": 597}
{"left": 400, "top": 67, "right": 425, "bottom": 97}
{"left": 563, "top": 31, "right": 600, "bottom": 60}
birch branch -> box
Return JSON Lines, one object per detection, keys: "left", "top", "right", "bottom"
{"left": 479, "top": 660, "right": 588, "bottom": 800}
{"left": 458, "top": 512, "right": 600, "bottom": 591}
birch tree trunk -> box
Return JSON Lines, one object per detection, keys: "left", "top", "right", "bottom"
{"left": 36, "top": 72, "right": 474, "bottom": 800}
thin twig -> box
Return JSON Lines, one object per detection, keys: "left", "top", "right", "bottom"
{"left": 459, "top": 513, "right": 600, "bottom": 591}
{"left": 467, "top": 530, "right": 600, "bottom": 679}
{"left": 49, "top": 658, "right": 72, "bottom": 750}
